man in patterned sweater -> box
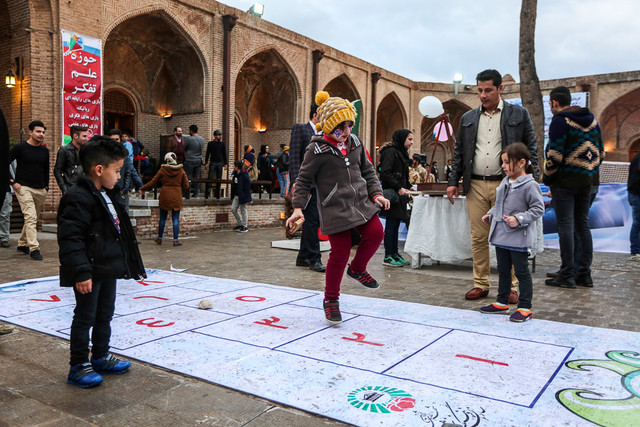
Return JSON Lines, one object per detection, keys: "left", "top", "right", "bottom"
{"left": 543, "top": 86, "right": 604, "bottom": 289}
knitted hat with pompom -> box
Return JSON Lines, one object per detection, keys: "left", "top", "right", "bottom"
{"left": 314, "top": 91, "right": 357, "bottom": 134}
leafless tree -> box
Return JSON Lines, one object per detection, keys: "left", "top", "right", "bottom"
{"left": 519, "top": 0, "right": 545, "bottom": 174}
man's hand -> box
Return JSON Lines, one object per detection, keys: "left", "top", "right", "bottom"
{"left": 398, "top": 188, "right": 409, "bottom": 196}
{"left": 482, "top": 214, "right": 491, "bottom": 225}
{"left": 76, "top": 279, "right": 92, "bottom": 294}
{"left": 11, "top": 182, "right": 21, "bottom": 193}
{"left": 286, "top": 208, "right": 304, "bottom": 229}
{"left": 446, "top": 185, "right": 458, "bottom": 204}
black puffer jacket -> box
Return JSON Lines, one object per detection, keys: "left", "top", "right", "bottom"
{"left": 57, "top": 176, "right": 146, "bottom": 287}
{"left": 379, "top": 136, "right": 411, "bottom": 220}
{"left": 53, "top": 143, "right": 83, "bottom": 193}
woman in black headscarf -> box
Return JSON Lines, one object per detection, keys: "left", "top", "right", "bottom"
{"left": 379, "top": 129, "right": 413, "bottom": 267}
{"left": 257, "top": 144, "right": 274, "bottom": 182}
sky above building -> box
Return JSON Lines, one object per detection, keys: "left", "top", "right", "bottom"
{"left": 220, "top": 0, "right": 638, "bottom": 84}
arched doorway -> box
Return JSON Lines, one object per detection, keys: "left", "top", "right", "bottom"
{"left": 629, "top": 138, "right": 640, "bottom": 161}
{"left": 104, "top": 10, "right": 206, "bottom": 160}
{"left": 103, "top": 89, "right": 135, "bottom": 133}
{"left": 234, "top": 49, "right": 297, "bottom": 155}
{"left": 420, "top": 99, "right": 471, "bottom": 167}
{"left": 600, "top": 87, "right": 640, "bottom": 161}
{"left": 375, "top": 92, "right": 406, "bottom": 148}
{"left": 323, "top": 74, "right": 360, "bottom": 101}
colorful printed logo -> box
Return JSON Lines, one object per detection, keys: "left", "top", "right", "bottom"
{"left": 557, "top": 350, "right": 640, "bottom": 426}
{"left": 348, "top": 386, "right": 415, "bottom": 413}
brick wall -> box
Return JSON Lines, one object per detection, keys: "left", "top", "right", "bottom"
{"left": 133, "top": 198, "right": 286, "bottom": 238}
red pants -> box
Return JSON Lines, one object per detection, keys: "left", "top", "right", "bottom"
{"left": 325, "top": 215, "right": 384, "bottom": 301}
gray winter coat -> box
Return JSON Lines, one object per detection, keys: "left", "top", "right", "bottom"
{"left": 486, "top": 174, "right": 544, "bottom": 249}
{"left": 292, "top": 134, "right": 382, "bottom": 235}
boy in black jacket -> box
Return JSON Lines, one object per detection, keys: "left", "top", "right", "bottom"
{"left": 58, "top": 136, "right": 146, "bottom": 388}
{"left": 230, "top": 160, "right": 252, "bottom": 232}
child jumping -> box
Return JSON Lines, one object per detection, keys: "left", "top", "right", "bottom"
{"left": 287, "top": 91, "right": 390, "bottom": 324}
{"left": 58, "top": 136, "right": 146, "bottom": 388}
{"left": 231, "top": 160, "right": 251, "bottom": 232}
{"left": 480, "top": 142, "right": 544, "bottom": 322}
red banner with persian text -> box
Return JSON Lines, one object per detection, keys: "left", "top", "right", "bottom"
{"left": 62, "top": 29, "right": 102, "bottom": 145}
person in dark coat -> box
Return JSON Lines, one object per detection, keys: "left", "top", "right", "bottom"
{"left": 257, "top": 144, "right": 274, "bottom": 183}
{"left": 140, "top": 152, "right": 189, "bottom": 246}
{"left": 57, "top": 135, "right": 145, "bottom": 388}
{"left": 379, "top": 129, "right": 413, "bottom": 267}
{"left": 230, "top": 160, "right": 252, "bottom": 232}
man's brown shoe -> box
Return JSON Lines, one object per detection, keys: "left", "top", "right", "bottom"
{"left": 509, "top": 290, "right": 519, "bottom": 304}
{"left": 153, "top": 237, "right": 162, "bottom": 245}
{"left": 465, "top": 288, "right": 489, "bottom": 300}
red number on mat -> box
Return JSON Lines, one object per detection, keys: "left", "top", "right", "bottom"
{"left": 28, "top": 295, "right": 61, "bottom": 302}
{"left": 254, "top": 316, "right": 288, "bottom": 329}
{"left": 342, "top": 333, "right": 384, "bottom": 346}
{"left": 236, "top": 296, "right": 266, "bottom": 302}
{"left": 136, "top": 318, "right": 175, "bottom": 328}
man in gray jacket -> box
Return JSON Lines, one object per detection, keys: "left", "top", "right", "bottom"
{"left": 183, "top": 124, "right": 205, "bottom": 197}
{"left": 446, "top": 69, "right": 538, "bottom": 302}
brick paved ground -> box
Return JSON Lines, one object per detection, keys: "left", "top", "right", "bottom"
{"left": 1, "top": 228, "right": 638, "bottom": 425}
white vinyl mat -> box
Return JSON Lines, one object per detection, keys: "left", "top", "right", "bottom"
{"left": 1, "top": 270, "right": 638, "bottom": 426}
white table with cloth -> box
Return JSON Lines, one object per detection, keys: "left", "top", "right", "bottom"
{"left": 404, "top": 195, "right": 544, "bottom": 269}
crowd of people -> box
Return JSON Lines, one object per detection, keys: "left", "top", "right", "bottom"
{"left": 1, "top": 68, "right": 638, "bottom": 386}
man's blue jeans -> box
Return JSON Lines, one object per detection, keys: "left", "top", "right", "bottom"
{"left": 629, "top": 192, "right": 640, "bottom": 255}
{"left": 551, "top": 185, "right": 593, "bottom": 279}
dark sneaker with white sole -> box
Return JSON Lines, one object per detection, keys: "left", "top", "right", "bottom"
{"left": 323, "top": 300, "right": 342, "bottom": 324}
{"left": 68, "top": 362, "right": 103, "bottom": 388}
{"left": 91, "top": 353, "right": 131, "bottom": 375}
{"left": 346, "top": 265, "right": 380, "bottom": 288}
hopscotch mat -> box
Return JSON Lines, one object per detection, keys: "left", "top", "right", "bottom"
{"left": 1, "top": 270, "right": 639, "bottom": 426}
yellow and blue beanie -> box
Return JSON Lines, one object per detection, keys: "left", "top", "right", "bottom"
{"left": 315, "top": 91, "right": 357, "bottom": 134}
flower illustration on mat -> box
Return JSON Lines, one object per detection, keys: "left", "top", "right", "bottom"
{"left": 387, "top": 396, "right": 416, "bottom": 412}
{"left": 556, "top": 350, "right": 640, "bottom": 427}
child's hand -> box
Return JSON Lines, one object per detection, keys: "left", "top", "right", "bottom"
{"left": 374, "top": 195, "right": 391, "bottom": 210}
{"left": 482, "top": 214, "right": 490, "bottom": 225}
{"left": 503, "top": 215, "right": 519, "bottom": 228}
{"left": 76, "top": 279, "right": 92, "bottom": 294}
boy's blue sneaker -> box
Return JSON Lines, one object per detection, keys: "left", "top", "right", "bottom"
{"left": 67, "top": 362, "right": 103, "bottom": 388}
{"left": 393, "top": 254, "right": 411, "bottom": 265}
{"left": 91, "top": 353, "right": 131, "bottom": 375}
{"left": 480, "top": 302, "right": 509, "bottom": 314}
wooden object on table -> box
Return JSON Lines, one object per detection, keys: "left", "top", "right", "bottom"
{"left": 415, "top": 182, "right": 464, "bottom": 195}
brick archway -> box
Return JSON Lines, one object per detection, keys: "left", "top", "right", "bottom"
{"left": 234, "top": 49, "right": 297, "bottom": 153}
{"left": 323, "top": 74, "right": 360, "bottom": 101}
{"left": 375, "top": 92, "right": 406, "bottom": 148}
{"left": 103, "top": 11, "right": 206, "bottom": 116}
{"left": 600, "top": 87, "right": 640, "bottom": 160}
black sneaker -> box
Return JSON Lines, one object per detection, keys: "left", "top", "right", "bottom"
{"left": 545, "top": 276, "right": 576, "bottom": 289}
{"left": 575, "top": 274, "right": 593, "bottom": 287}
{"left": 17, "top": 246, "right": 29, "bottom": 254}
{"left": 30, "top": 250, "right": 43, "bottom": 261}
{"left": 323, "top": 300, "right": 342, "bottom": 324}
{"left": 346, "top": 265, "right": 380, "bottom": 288}
{"left": 239, "top": 226, "right": 248, "bottom": 233}
{"left": 67, "top": 362, "right": 103, "bottom": 388}
{"left": 233, "top": 225, "right": 243, "bottom": 231}
{"left": 91, "top": 353, "right": 131, "bottom": 375}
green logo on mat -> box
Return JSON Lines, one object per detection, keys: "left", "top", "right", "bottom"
{"left": 557, "top": 350, "right": 640, "bottom": 426}
{"left": 348, "top": 386, "right": 415, "bottom": 413}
